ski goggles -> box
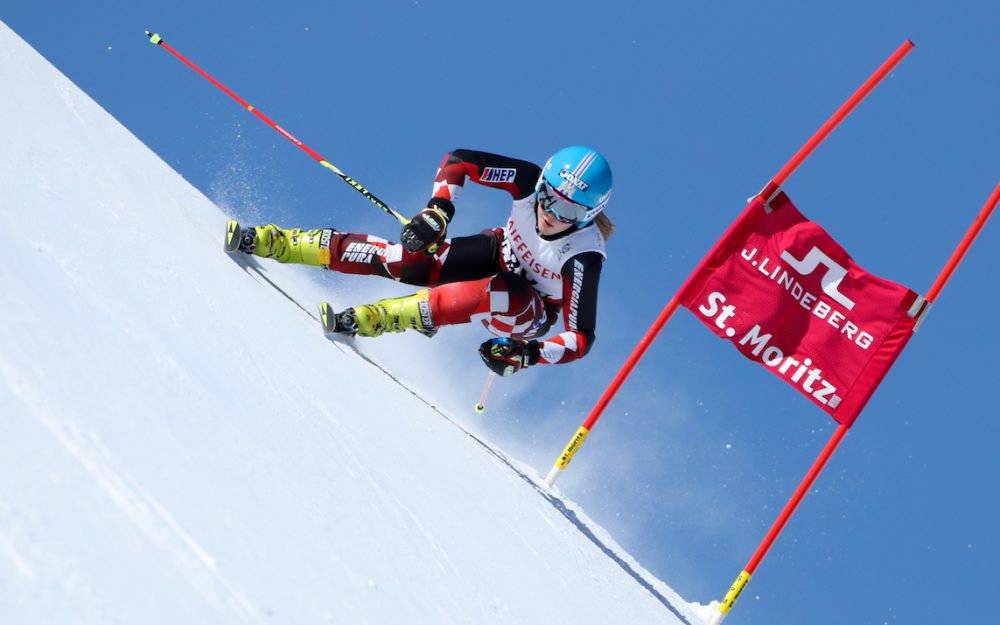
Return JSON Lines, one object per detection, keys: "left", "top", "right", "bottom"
{"left": 535, "top": 180, "right": 593, "bottom": 225}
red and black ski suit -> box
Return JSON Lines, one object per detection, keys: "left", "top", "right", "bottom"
{"left": 322, "top": 149, "right": 606, "bottom": 366}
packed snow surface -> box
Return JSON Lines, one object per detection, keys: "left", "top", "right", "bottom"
{"left": 0, "top": 21, "right": 704, "bottom": 625}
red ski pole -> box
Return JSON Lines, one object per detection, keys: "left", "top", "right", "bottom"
{"left": 145, "top": 31, "right": 409, "bottom": 226}
{"left": 474, "top": 372, "right": 497, "bottom": 414}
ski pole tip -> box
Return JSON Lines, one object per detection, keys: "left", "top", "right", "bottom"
{"left": 474, "top": 404, "right": 485, "bottom": 414}
{"left": 146, "top": 31, "right": 163, "bottom": 45}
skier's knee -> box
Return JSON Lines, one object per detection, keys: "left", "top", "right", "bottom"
{"left": 483, "top": 273, "right": 546, "bottom": 339}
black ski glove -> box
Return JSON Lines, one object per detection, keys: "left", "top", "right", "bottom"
{"left": 401, "top": 197, "right": 454, "bottom": 253}
{"left": 479, "top": 337, "right": 541, "bottom": 376}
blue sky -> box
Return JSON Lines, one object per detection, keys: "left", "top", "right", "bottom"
{"left": 4, "top": 2, "right": 997, "bottom": 624}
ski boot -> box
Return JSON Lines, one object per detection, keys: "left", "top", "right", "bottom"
{"left": 319, "top": 290, "right": 436, "bottom": 338}
{"left": 225, "top": 219, "right": 333, "bottom": 266}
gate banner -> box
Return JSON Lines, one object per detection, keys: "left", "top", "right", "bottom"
{"left": 679, "top": 189, "right": 928, "bottom": 427}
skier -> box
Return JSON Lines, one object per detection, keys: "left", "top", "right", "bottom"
{"left": 228, "top": 146, "right": 613, "bottom": 377}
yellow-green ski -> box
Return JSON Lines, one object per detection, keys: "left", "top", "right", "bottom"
{"left": 224, "top": 219, "right": 242, "bottom": 253}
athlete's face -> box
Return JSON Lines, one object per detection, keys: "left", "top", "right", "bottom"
{"left": 535, "top": 202, "right": 576, "bottom": 236}
{"left": 534, "top": 181, "right": 585, "bottom": 236}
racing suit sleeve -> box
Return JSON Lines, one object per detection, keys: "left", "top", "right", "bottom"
{"left": 535, "top": 251, "right": 603, "bottom": 365}
{"left": 431, "top": 149, "right": 542, "bottom": 203}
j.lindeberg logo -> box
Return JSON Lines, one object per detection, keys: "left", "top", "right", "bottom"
{"left": 780, "top": 246, "right": 856, "bottom": 310}
{"left": 739, "top": 246, "right": 874, "bottom": 350}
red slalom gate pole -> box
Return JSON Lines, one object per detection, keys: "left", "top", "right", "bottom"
{"left": 708, "top": 183, "right": 999, "bottom": 625}
{"left": 542, "top": 41, "right": 916, "bottom": 488}
{"left": 707, "top": 423, "right": 848, "bottom": 625}
{"left": 772, "top": 40, "right": 915, "bottom": 188}
{"left": 542, "top": 295, "right": 682, "bottom": 486}
{"left": 925, "top": 182, "right": 1000, "bottom": 303}
{"left": 145, "top": 31, "right": 409, "bottom": 226}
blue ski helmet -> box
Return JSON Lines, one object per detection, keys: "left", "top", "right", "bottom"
{"left": 535, "top": 146, "right": 613, "bottom": 226}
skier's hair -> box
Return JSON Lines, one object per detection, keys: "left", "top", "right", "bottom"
{"left": 595, "top": 212, "right": 615, "bottom": 240}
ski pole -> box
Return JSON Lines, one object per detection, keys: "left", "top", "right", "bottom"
{"left": 474, "top": 372, "right": 496, "bottom": 414}
{"left": 145, "top": 31, "right": 409, "bottom": 226}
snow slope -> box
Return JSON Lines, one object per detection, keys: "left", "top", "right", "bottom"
{"left": 0, "top": 21, "right": 703, "bottom": 625}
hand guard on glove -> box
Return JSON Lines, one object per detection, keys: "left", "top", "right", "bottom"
{"left": 478, "top": 337, "right": 541, "bottom": 377}
{"left": 401, "top": 198, "right": 455, "bottom": 253}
